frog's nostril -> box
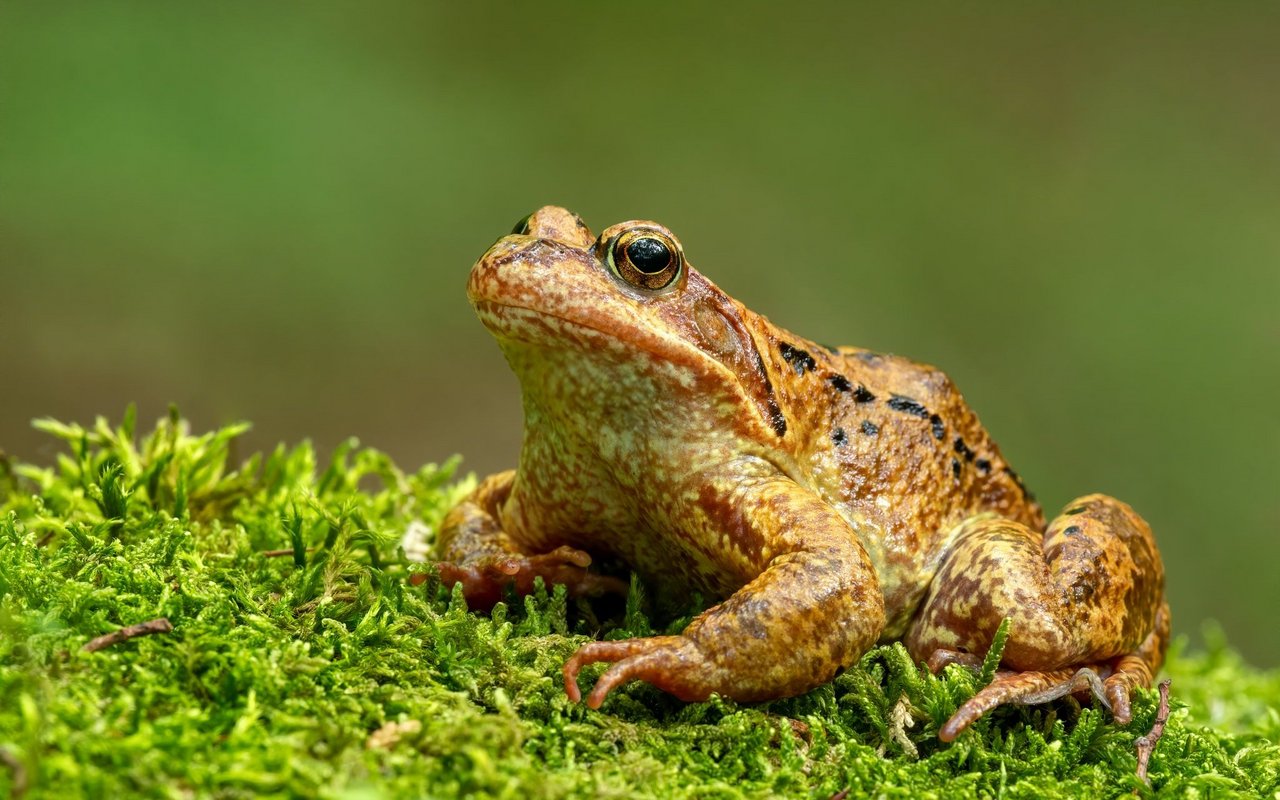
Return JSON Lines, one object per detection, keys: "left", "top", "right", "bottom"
{"left": 511, "top": 214, "right": 533, "bottom": 236}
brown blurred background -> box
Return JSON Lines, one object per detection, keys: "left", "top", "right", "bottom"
{"left": 1, "top": 4, "right": 1277, "bottom": 664}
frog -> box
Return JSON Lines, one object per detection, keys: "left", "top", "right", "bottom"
{"left": 437, "top": 206, "right": 1170, "bottom": 741}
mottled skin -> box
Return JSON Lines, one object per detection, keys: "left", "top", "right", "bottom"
{"left": 438, "top": 206, "right": 1170, "bottom": 741}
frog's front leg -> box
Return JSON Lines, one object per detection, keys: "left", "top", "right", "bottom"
{"left": 564, "top": 464, "right": 886, "bottom": 707}
{"left": 906, "top": 494, "right": 1169, "bottom": 741}
{"left": 436, "top": 470, "right": 627, "bottom": 608}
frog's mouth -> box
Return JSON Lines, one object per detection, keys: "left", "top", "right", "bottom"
{"left": 473, "top": 299, "right": 703, "bottom": 370}
{"left": 473, "top": 300, "right": 609, "bottom": 346}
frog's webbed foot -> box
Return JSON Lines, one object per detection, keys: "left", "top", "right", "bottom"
{"left": 438, "top": 546, "right": 629, "bottom": 609}
{"left": 938, "top": 664, "right": 1108, "bottom": 742}
{"left": 931, "top": 642, "right": 1163, "bottom": 741}
{"left": 564, "top": 635, "right": 715, "bottom": 707}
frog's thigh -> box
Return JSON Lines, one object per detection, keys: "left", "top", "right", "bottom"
{"left": 907, "top": 493, "right": 1165, "bottom": 671}
{"left": 907, "top": 494, "right": 1167, "bottom": 740}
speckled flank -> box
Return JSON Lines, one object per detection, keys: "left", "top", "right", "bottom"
{"left": 439, "top": 206, "right": 1169, "bottom": 741}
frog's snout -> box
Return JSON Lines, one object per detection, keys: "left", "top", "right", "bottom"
{"left": 467, "top": 231, "right": 597, "bottom": 311}
{"left": 515, "top": 206, "right": 596, "bottom": 249}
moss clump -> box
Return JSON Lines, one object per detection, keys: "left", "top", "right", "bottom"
{"left": 1, "top": 410, "right": 1277, "bottom": 799}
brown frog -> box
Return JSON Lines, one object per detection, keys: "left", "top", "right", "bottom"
{"left": 437, "top": 206, "right": 1169, "bottom": 740}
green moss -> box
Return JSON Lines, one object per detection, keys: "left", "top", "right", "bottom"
{"left": 1, "top": 410, "right": 1276, "bottom": 799}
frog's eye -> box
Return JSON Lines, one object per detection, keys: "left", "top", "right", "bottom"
{"left": 606, "top": 228, "right": 683, "bottom": 291}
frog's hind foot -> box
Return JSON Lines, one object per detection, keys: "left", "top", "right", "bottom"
{"left": 940, "top": 664, "right": 1110, "bottom": 742}
{"left": 1099, "top": 653, "right": 1157, "bottom": 726}
{"left": 937, "top": 649, "right": 1159, "bottom": 741}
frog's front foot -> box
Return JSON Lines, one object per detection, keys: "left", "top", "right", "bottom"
{"left": 564, "top": 635, "right": 719, "bottom": 707}
{"left": 437, "top": 546, "right": 628, "bottom": 610}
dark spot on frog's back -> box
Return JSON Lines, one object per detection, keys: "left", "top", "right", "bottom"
{"left": 827, "top": 374, "right": 851, "bottom": 392}
{"left": 852, "top": 385, "right": 876, "bottom": 403}
{"left": 831, "top": 427, "right": 847, "bottom": 445}
{"left": 860, "top": 419, "right": 879, "bottom": 436}
{"left": 887, "top": 395, "right": 929, "bottom": 419}
{"left": 779, "top": 342, "right": 816, "bottom": 376}
{"left": 930, "top": 414, "right": 945, "bottom": 441}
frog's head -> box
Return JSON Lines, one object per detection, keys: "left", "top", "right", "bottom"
{"left": 468, "top": 206, "right": 788, "bottom": 442}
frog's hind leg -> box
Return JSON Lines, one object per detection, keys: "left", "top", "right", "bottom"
{"left": 434, "top": 470, "right": 627, "bottom": 608}
{"left": 905, "top": 494, "right": 1168, "bottom": 741}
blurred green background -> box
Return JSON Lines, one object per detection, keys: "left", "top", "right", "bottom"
{"left": 2, "top": 4, "right": 1276, "bottom": 664}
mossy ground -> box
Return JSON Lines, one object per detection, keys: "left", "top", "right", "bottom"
{"left": 1, "top": 411, "right": 1277, "bottom": 799}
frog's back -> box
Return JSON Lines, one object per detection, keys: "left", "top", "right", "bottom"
{"left": 745, "top": 315, "right": 1042, "bottom": 538}
{"left": 765, "top": 339, "right": 1043, "bottom": 633}
{"left": 812, "top": 346, "right": 1041, "bottom": 523}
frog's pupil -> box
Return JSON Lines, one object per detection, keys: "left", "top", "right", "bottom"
{"left": 626, "top": 237, "right": 672, "bottom": 274}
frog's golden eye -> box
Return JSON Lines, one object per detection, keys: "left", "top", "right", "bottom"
{"left": 607, "top": 228, "right": 683, "bottom": 291}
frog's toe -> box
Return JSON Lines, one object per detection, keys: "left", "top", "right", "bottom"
{"left": 1101, "top": 653, "right": 1155, "bottom": 725}
{"left": 940, "top": 666, "right": 1112, "bottom": 742}
{"left": 514, "top": 547, "right": 630, "bottom": 598}
{"left": 524, "top": 545, "right": 593, "bottom": 570}
{"left": 438, "top": 546, "right": 627, "bottom": 609}
{"left": 563, "top": 635, "right": 711, "bottom": 708}
{"left": 925, "top": 647, "right": 983, "bottom": 673}
{"left": 435, "top": 561, "right": 504, "bottom": 608}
